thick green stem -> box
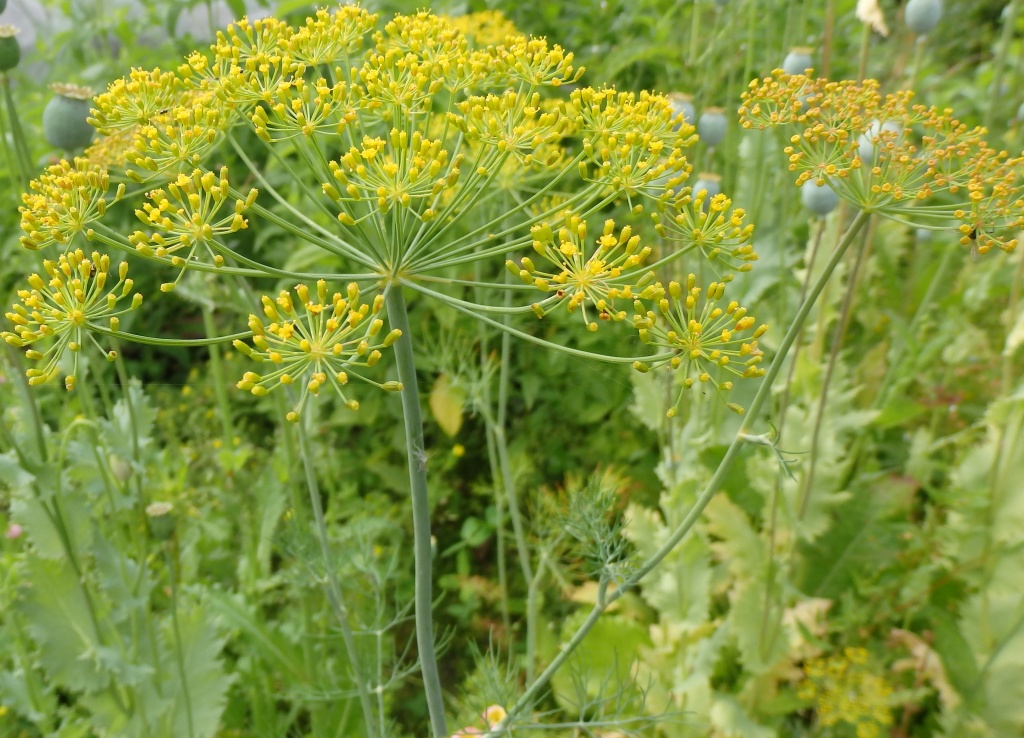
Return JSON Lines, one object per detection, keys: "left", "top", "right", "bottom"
{"left": 294, "top": 418, "right": 378, "bottom": 737}
{"left": 201, "top": 305, "right": 235, "bottom": 445}
{"left": 384, "top": 286, "right": 448, "bottom": 738}
{"left": 494, "top": 209, "right": 870, "bottom": 732}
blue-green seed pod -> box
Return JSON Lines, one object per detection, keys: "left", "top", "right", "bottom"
{"left": 0, "top": 25, "right": 19, "bottom": 72}
{"left": 698, "top": 107, "right": 727, "bottom": 147}
{"left": 782, "top": 47, "right": 814, "bottom": 75}
{"left": 43, "top": 83, "right": 95, "bottom": 151}
{"left": 669, "top": 92, "right": 695, "bottom": 128}
{"left": 856, "top": 119, "right": 903, "bottom": 162}
{"left": 1016, "top": 101, "right": 1024, "bottom": 123}
{"left": 801, "top": 181, "right": 839, "bottom": 216}
{"left": 905, "top": 0, "right": 942, "bottom": 35}
{"left": 692, "top": 173, "right": 722, "bottom": 211}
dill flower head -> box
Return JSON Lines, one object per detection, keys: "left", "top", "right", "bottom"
{"left": 127, "top": 167, "right": 257, "bottom": 289}
{"left": 233, "top": 281, "right": 403, "bottom": 421}
{"left": 443, "top": 11, "right": 519, "bottom": 47}
{"left": 798, "top": 647, "right": 894, "bottom": 738}
{"left": 6, "top": 6, "right": 767, "bottom": 414}
{"left": 739, "top": 71, "right": 1024, "bottom": 253}
{"left": 507, "top": 213, "right": 657, "bottom": 330}
{"left": 632, "top": 274, "right": 767, "bottom": 416}
{"left": 1, "top": 250, "right": 142, "bottom": 391}
{"left": 19, "top": 158, "right": 125, "bottom": 251}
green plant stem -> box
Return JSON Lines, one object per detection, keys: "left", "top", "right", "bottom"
{"left": 837, "top": 241, "right": 958, "bottom": 489}
{"left": 293, "top": 417, "right": 378, "bottom": 737}
{"left": 274, "top": 394, "right": 319, "bottom": 688}
{"left": 201, "top": 304, "right": 235, "bottom": 445}
{"left": 821, "top": 0, "right": 835, "bottom": 77}
{"left": 796, "top": 218, "right": 873, "bottom": 520}
{"left": 165, "top": 545, "right": 197, "bottom": 738}
{"left": 494, "top": 209, "right": 870, "bottom": 732}
{"left": 1002, "top": 249, "right": 1024, "bottom": 394}
{"left": 1, "top": 73, "right": 33, "bottom": 178}
{"left": 384, "top": 285, "right": 448, "bottom": 738}
{"left": 856, "top": 22, "right": 871, "bottom": 82}
{"left": 986, "top": 0, "right": 1019, "bottom": 130}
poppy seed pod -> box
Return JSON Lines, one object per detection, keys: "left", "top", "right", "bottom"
{"left": 801, "top": 181, "right": 839, "bottom": 216}
{"left": 905, "top": 0, "right": 942, "bottom": 35}
{"left": 0, "top": 25, "right": 20, "bottom": 72}
{"left": 782, "top": 47, "right": 814, "bottom": 75}
{"left": 698, "top": 107, "right": 727, "bottom": 147}
{"left": 856, "top": 119, "right": 903, "bottom": 162}
{"left": 692, "top": 172, "right": 722, "bottom": 204}
{"left": 43, "top": 83, "right": 95, "bottom": 151}
{"left": 668, "top": 92, "right": 695, "bottom": 127}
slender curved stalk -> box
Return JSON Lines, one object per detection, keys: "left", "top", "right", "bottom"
{"left": 293, "top": 416, "right": 378, "bottom": 737}
{"left": 986, "top": 0, "right": 1019, "bottom": 130}
{"left": 384, "top": 286, "right": 448, "bottom": 738}
{"left": 493, "top": 209, "right": 870, "bottom": 732}
{"left": 796, "top": 219, "right": 873, "bottom": 520}
{"left": 165, "top": 546, "right": 197, "bottom": 738}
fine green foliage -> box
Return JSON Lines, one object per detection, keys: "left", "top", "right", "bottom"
{"left": 2, "top": 1, "right": 1024, "bottom": 737}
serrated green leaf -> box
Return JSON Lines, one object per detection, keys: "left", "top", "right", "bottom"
{"left": 157, "top": 602, "right": 233, "bottom": 738}
{"left": 18, "top": 557, "right": 110, "bottom": 692}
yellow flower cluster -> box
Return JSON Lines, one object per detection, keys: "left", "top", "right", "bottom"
{"left": 740, "top": 71, "right": 1024, "bottom": 253}
{"left": 1, "top": 250, "right": 142, "bottom": 391}
{"left": 127, "top": 167, "right": 257, "bottom": 288}
{"left": 6, "top": 4, "right": 762, "bottom": 421}
{"left": 443, "top": 11, "right": 519, "bottom": 47}
{"left": 573, "top": 87, "right": 696, "bottom": 202}
{"left": 508, "top": 213, "right": 658, "bottom": 330}
{"left": 651, "top": 189, "right": 758, "bottom": 271}
{"left": 632, "top": 274, "right": 767, "bottom": 416}
{"left": 19, "top": 158, "right": 124, "bottom": 251}
{"left": 798, "top": 647, "right": 894, "bottom": 738}
{"left": 233, "top": 281, "right": 403, "bottom": 420}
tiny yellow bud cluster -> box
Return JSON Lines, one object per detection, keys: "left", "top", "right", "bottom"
{"left": 233, "top": 281, "right": 402, "bottom": 421}
{"left": 442, "top": 10, "right": 519, "bottom": 47}
{"left": 650, "top": 188, "right": 758, "bottom": 271}
{"left": 284, "top": 6, "right": 378, "bottom": 67}
{"left": 127, "top": 167, "right": 256, "bottom": 289}
{"left": 19, "top": 158, "right": 123, "bottom": 251}
{"left": 327, "top": 132, "right": 456, "bottom": 218}
{"left": 572, "top": 87, "right": 696, "bottom": 201}
{"left": 632, "top": 274, "right": 767, "bottom": 416}
{"left": 509, "top": 213, "right": 657, "bottom": 331}
{"left": 251, "top": 77, "right": 356, "bottom": 141}
{"left": 739, "top": 71, "right": 1024, "bottom": 252}
{"left": 2, "top": 250, "right": 142, "bottom": 391}
{"left": 797, "top": 648, "right": 894, "bottom": 738}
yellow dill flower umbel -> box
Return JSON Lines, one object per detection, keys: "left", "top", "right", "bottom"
{"left": 508, "top": 213, "right": 658, "bottom": 331}
{"left": 233, "top": 281, "right": 403, "bottom": 421}
{"left": 2, "top": 250, "right": 143, "bottom": 391}
{"left": 19, "top": 158, "right": 125, "bottom": 251}
{"left": 632, "top": 274, "right": 767, "bottom": 416}
{"left": 739, "top": 71, "right": 1024, "bottom": 253}
{"left": 798, "top": 647, "right": 894, "bottom": 738}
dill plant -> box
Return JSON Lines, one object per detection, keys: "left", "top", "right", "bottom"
{"left": 3, "top": 7, "right": 760, "bottom": 735}
{"left": 5, "top": 5, "right": 1024, "bottom": 737}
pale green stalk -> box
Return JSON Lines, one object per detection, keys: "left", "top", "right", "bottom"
{"left": 493, "top": 209, "right": 870, "bottom": 732}
{"left": 796, "top": 219, "right": 873, "bottom": 520}
{"left": 384, "top": 286, "right": 448, "bottom": 738}
{"left": 986, "top": 0, "right": 1019, "bottom": 130}
{"left": 293, "top": 415, "right": 378, "bottom": 737}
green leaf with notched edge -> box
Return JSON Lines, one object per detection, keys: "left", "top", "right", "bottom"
{"left": 18, "top": 557, "right": 111, "bottom": 692}
{"left": 157, "top": 601, "right": 234, "bottom": 738}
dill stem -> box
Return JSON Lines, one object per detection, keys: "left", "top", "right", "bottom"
{"left": 386, "top": 286, "right": 448, "bottom": 738}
